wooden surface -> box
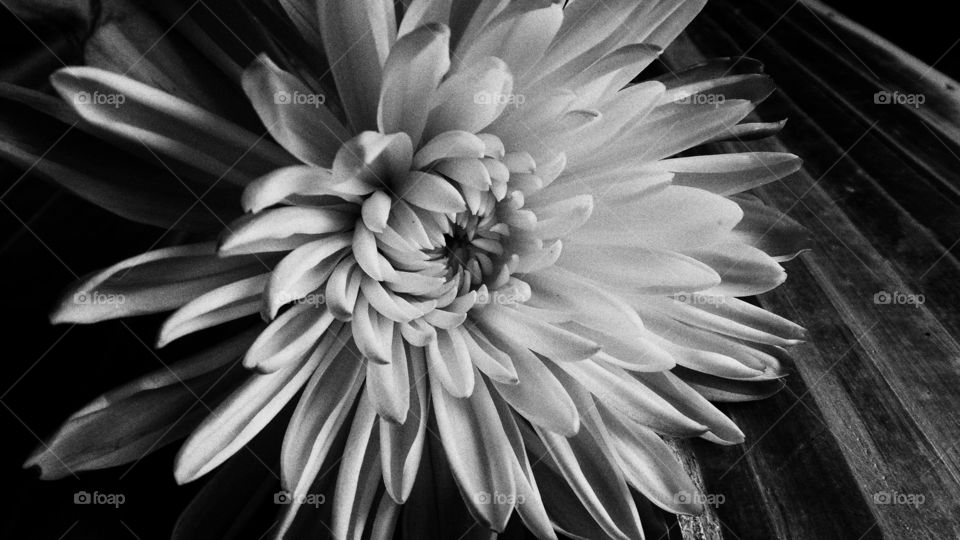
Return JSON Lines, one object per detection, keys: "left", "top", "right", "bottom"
{"left": 667, "top": 0, "right": 960, "bottom": 538}
{"left": 2, "top": 1, "right": 960, "bottom": 539}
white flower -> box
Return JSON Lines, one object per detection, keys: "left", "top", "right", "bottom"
{"left": 23, "top": 1, "right": 808, "bottom": 538}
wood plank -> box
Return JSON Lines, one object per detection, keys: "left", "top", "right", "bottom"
{"left": 662, "top": 2, "right": 960, "bottom": 537}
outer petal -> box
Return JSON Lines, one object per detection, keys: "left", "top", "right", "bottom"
{"left": 318, "top": 0, "right": 396, "bottom": 131}
{"left": 24, "top": 332, "right": 255, "bottom": 479}
{"left": 378, "top": 23, "right": 451, "bottom": 146}
{"left": 241, "top": 55, "right": 350, "bottom": 166}
{"left": 50, "top": 67, "right": 295, "bottom": 186}
{"left": 50, "top": 243, "right": 265, "bottom": 324}
{"left": 430, "top": 367, "right": 517, "bottom": 531}
{"left": 173, "top": 347, "right": 319, "bottom": 483}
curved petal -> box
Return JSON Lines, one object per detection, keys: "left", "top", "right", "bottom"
{"left": 431, "top": 369, "right": 517, "bottom": 531}
{"left": 51, "top": 67, "right": 295, "bottom": 186}
{"left": 50, "top": 243, "right": 264, "bottom": 324}
{"left": 241, "top": 55, "right": 350, "bottom": 166}
{"left": 173, "top": 339, "right": 330, "bottom": 483}
{"left": 424, "top": 56, "right": 513, "bottom": 139}
{"left": 378, "top": 23, "right": 451, "bottom": 146}
{"left": 317, "top": 0, "right": 396, "bottom": 131}
{"left": 379, "top": 346, "right": 429, "bottom": 503}
{"left": 24, "top": 332, "right": 254, "bottom": 479}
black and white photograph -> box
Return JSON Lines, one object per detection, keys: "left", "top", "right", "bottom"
{"left": 2, "top": 0, "right": 959, "bottom": 538}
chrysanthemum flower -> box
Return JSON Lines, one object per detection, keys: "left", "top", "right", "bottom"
{"left": 18, "top": 1, "right": 809, "bottom": 538}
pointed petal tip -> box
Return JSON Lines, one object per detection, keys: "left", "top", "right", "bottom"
{"left": 48, "top": 307, "right": 69, "bottom": 326}
{"left": 21, "top": 450, "right": 42, "bottom": 471}
{"left": 21, "top": 459, "right": 63, "bottom": 481}
{"left": 674, "top": 499, "right": 706, "bottom": 516}
{"left": 376, "top": 405, "right": 410, "bottom": 426}
{"left": 48, "top": 67, "right": 78, "bottom": 93}
{"left": 172, "top": 456, "right": 201, "bottom": 486}
{"left": 154, "top": 333, "right": 171, "bottom": 349}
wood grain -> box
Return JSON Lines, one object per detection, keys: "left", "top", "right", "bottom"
{"left": 663, "top": 1, "right": 960, "bottom": 538}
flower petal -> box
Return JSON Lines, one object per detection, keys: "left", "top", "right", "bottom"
{"left": 656, "top": 152, "right": 802, "bottom": 195}
{"left": 266, "top": 233, "right": 352, "bottom": 317}
{"left": 475, "top": 304, "right": 600, "bottom": 362}
{"left": 280, "top": 342, "right": 364, "bottom": 497}
{"left": 317, "top": 0, "right": 396, "bottom": 131}
{"left": 571, "top": 185, "right": 743, "bottom": 251}
{"left": 351, "top": 296, "right": 393, "bottom": 364}
{"left": 522, "top": 370, "right": 645, "bottom": 540}
{"left": 462, "top": 326, "right": 518, "bottom": 384}
{"left": 51, "top": 243, "right": 264, "bottom": 324}
{"left": 243, "top": 305, "right": 337, "bottom": 373}
{"left": 51, "top": 67, "right": 295, "bottom": 186}
{"left": 241, "top": 55, "right": 349, "bottom": 166}
{"left": 686, "top": 241, "right": 787, "bottom": 297}
{"left": 158, "top": 274, "right": 268, "bottom": 347}
{"left": 558, "top": 242, "right": 722, "bottom": 294}
{"left": 424, "top": 56, "right": 513, "bottom": 138}
{"left": 479, "top": 322, "right": 579, "bottom": 435}
{"left": 219, "top": 206, "right": 354, "bottom": 255}
{"left": 331, "top": 394, "right": 382, "bottom": 540}
{"left": 399, "top": 0, "right": 453, "bottom": 37}
{"left": 366, "top": 326, "right": 411, "bottom": 423}
{"left": 457, "top": 2, "right": 562, "bottom": 84}
{"left": 24, "top": 333, "right": 253, "bottom": 479}
{"left": 430, "top": 369, "right": 517, "bottom": 531}
{"left": 599, "top": 406, "right": 703, "bottom": 514}
{"left": 378, "top": 24, "right": 451, "bottom": 146}
{"left": 174, "top": 340, "right": 329, "bottom": 483}
{"left": 396, "top": 171, "right": 467, "bottom": 213}
{"left": 556, "top": 360, "right": 708, "bottom": 438}
{"left": 425, "top": 328, "right": 475, "bottom": 398}
{"left": 380, "top": 345, "right": 429, "bottom": 503}
{"left": 240, "top": 166, "right": 364, "bottom": 213}
{"left": 730, "top": 194, "right": 811, "bottom": 261}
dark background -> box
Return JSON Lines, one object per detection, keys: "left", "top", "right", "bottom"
{"left": 2, "top": 1, "right": 958, "bottom": 539}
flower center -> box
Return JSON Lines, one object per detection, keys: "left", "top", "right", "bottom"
{"left": 437, "top": 209, "right": 508, "bottom": 289}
